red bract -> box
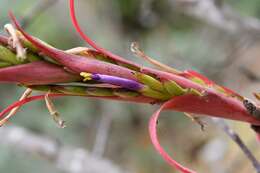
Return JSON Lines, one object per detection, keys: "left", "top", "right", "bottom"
{"left": 0, "top": 61, "right": 80, "bottom": 85}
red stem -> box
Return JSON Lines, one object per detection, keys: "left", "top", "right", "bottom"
{"left": 0, "top": 93, "right": 156, "bottom": 120}
{"left": 0, "top": 94, "right": 64, "bottom": 120}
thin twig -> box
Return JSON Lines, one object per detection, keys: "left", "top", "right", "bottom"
{"left": 45, "top": 91, "right": 66, "bottom": 128}
{"left": 213, "top": 118, "right": 260, "bottom": 173}
{"left": 130, "top": 42, "right": 181, "bottom": 74}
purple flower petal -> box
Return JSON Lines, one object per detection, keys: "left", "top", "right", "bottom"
{"left": 81, "top": 73, "right": 143, "bottom": 91}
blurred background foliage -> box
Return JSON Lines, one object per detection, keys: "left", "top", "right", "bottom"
{"left": 1, "top": 0, "right": 260, "bottom": 173}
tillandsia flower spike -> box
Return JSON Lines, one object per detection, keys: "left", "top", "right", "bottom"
{"left": 0, "top": 1, "right": 260, "bottom": 172}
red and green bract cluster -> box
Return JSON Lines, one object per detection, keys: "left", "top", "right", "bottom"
{"left": 0, "top": 1, "right": 259, "bottom": 173}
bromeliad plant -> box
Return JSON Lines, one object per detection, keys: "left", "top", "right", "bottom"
{"left": 1, "top": 0, "right": 260, "bottom": 172}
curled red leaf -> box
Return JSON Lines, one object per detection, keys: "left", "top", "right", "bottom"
{"left": 69, "top": 0, "right": 141, "bottom": 69}
{"left": 149, "top": 97, "right": 197, "bottom": 173}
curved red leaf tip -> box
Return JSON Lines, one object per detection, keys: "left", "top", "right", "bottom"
{"left": 149, "top": 98, "right": 197, "bottom": 173}
{"left": 8, "top": 11, "right": 60, "bottom": 59}
{"left": 69, "top": 0, "right": 131, "bottom": 63}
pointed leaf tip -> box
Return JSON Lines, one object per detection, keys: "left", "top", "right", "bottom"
{"left": 69, "top": 0, "right": 140, "bottom": 68}
{"left": 69, "top": 0, "right": 118, "bottom": 59}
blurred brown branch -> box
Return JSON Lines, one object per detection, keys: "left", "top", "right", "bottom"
{"left": 0, "top": 126, "right": 128, "bottom": 173}
{"left": 212, "top": 118, "right": 260, "bottom": 173}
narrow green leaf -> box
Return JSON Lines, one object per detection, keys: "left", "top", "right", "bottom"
{"left": 163, "top": 81, "right": 186, "bottom": 96}
{"left": 187, "top": 88, "right": 203, "bottom": 96}
{"left": 86, "top": 88, "right": 115, "bottom": 97}
{"left": 114, "top": 89, "right": 140, "bottom": 98}
{"left": 0, "top": 45, "right": 21, "bottom": 64}
{"left": 141, "top": 86, "right": 170, "bottom": 100}
{"left": 54, "top": 86, "right": 87, "bottom": 95}
{"left": 135, "top": 72, "right": 165, "bottom": 92}
{"left": 0, "top": 61, "right": 12, "bottom": 67}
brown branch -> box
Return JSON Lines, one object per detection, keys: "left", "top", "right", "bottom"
{"left": 212, "top": 118, "right": 260, "bottom": 173}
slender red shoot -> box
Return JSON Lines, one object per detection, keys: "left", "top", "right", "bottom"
{"left": 69, "top": 0, "right": 131, "bottom": 63}
{"left": 8, "top": 12, "right": 61, "bottom": 59}
{"left": 0, "top": 94, "right": 65, "bottom": 122}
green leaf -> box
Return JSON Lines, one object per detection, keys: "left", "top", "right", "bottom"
{"left": 0, "top": 61, "right": 12, "bottom": 67}
{"left": 135, "top": 73, "right": 165, "bottom": 92}
{"left": 0, "top": 46, "right": 21, "bottom": 64}
{"left": 141, "top": 86, "right": 170, "bottom": 100}
{"left": 163, "top": 81, "right": 186, "bottom": 96}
